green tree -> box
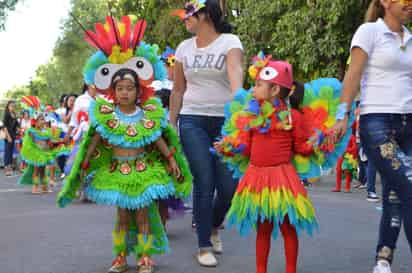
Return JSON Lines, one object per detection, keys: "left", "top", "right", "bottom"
{"left": 228, "top": 0, "right": 371, "bottom": 81}
{"left": 0, "top": 0, "right": 19, "bottom": 31}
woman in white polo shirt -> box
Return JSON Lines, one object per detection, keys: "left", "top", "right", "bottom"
{"left": 332, "top": 1, "right": 412, "bottom": 273}
{"left": 170, "top": 0, "right": 244, "bottom": 267}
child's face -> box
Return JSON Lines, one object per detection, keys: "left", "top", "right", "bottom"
{"left": 114, "top": 79, "right": 138, "bottom": 106}
{"left": 36, "top": 117, "right": 45, "bottom": 128}
{"left": 253, "top": 80, "right": 278, "bottom": 101}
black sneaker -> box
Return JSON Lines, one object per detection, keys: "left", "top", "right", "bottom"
{"left": 367, "top": 192, "right": 380, "bottom": 202}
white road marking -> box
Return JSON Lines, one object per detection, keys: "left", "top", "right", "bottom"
{"left": 0, "top": 188, "right": 26, "bottom": 193}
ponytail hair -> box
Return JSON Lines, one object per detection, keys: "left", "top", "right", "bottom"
{"left": 197, "top": 0, "right": 233, "bottom": 33}
{"left": 365, "top": 0, "right": 385, "bottom": 22}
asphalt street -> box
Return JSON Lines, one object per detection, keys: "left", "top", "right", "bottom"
{"left": 0, "top": 174, "right": 411, "bottom": 273}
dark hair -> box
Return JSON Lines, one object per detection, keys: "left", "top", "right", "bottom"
{"left": 196, "top": 0, "right": 232, "bottom": 33}
{"left": 365, "top": 0, "right": 385, "bottom": 22}
{"left": 4, "top": 100, "right": 15, "bottom": 115}
{"left": 82, "top": 83, "right": 88, "bottom": 94}
{"left": 59, "top": 94, "right": 67, "bottom": 104}
{"left": 277, "top": 81, "right": 304, "bottom": 110}
{"left": 155, "top": 88, "right": 171, "bottom": 109}
{"left": 111, "top": 69, "right": 140, "bottom": 90}
{"left": 289, "top": 81, "right": 305, "bottom": 109}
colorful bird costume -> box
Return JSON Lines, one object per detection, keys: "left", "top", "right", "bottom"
{"left": 56, "top": 15, "right": 192, "bottom": 265}
{"left": 18, "top": 96, "right": 69, "bottom": 187}
{"left": 333, "top": 124, "right": 358, "bottom": 192}
{"left": 215, "top": 53, "right": 354, "bottom": 273}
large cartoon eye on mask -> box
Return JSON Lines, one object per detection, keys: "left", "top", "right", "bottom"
{"left": 125, "top": 57, "right": 153, "bottom": 81}
{"left": 259, "top": 67, "right": 279, "bottom": 81}
{"left": 94, "top": 63, "right": 119, "bottom": 90}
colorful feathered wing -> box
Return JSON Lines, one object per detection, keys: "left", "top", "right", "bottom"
{"left": 218, "top": 88, "right": 254, "bottom": 179}
{"left": 217, "top": 78, "right": 355, "bottom": 180}
{"left": 292, "top": 78, "right": 355, "bottom": 179}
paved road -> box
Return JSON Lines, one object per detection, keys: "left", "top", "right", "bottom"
{"left": 0, "top": 173, "right": 411, "bottom": 273}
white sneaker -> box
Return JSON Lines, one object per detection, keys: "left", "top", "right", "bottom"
{"left": 373, "top": 260, "right": 392, "bottom": 273}
{"left": 211, "top": 232, "right": 223, "bottom": 254}
{"left": 197, "top": 250, "right": 218, "bottom": 267}
{"left": 367, "top": 192, "right": 380, "bottom": 202}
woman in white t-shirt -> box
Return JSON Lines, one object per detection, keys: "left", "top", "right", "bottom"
{"left": 331, "top": 1, "right": 412, "bottom": 273}
{"left": 170, "top": 0, "right": 244, "bottom": 267}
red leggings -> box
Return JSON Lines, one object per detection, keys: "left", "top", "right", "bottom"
{"left": 335, "top": 157, "right": 352, "bottom": 192}
{"left": 256, "top": 218, "right": 298, "bottom": 273}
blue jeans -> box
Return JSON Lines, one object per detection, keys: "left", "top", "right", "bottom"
{"left": 179, "top": 115, "right": 237, "bottom": 249}
{"left": 4, "top": 138, "right": 15, "bottom": 167}
{"left": 367, "top": 160, "right": 377, "bottom": 194}
{"left": 360, "top": 114, "right": 412, "bottom": 261}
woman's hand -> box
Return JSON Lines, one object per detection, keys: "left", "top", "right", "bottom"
{"left": 213, "top": 141, "right": 223, "bottom": 153}
{"left": 328, "top": 118, "right": 349, "bottom": 145}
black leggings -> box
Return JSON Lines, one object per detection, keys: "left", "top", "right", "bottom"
{"left": 57, "top": 155, "right": 67, "bottom": 173}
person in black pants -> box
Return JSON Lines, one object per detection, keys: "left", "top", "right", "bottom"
{"left": 3, "top": 101, "right": 19, "bottom": 176}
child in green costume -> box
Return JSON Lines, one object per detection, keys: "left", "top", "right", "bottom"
{"left": 57, "top": 16, "right": 192, "bottom": 273}
{"left": 19, "top": 115, "right": 59, "bottom": 194}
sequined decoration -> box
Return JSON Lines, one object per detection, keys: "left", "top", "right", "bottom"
{"left": 142, "top": 119, "right": 155, "bottom": 129}
{"left": 107, "top": 118, "right": 120, "bottom": 129}
{"left": 135, "top": 161, "right": 147, "bottom": 172}
{"left": 120, "top": 162, "right": 132, "bottom": 175}
{"left": 126, "top": 125, "right": 138, "bottom": 137}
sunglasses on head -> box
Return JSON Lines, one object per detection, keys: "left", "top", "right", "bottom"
{"left": 393, "top": 0, "right": 412, "bottom": 5}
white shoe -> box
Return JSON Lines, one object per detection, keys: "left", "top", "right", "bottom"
{"left": 211, "top": 232, "right": 223, "bottom": 254}
{"left": 367, "top": 192, "right": 380, "bottom": 202}
{"left": 373, "top": 260, "right": 392, "bottom": 273}
{"left": 197, "top": 250, "right": 218, "bottom": 267}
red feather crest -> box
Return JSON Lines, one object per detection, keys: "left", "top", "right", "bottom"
{"left": 84, "top": 16, "right": 147, "bottom": 56}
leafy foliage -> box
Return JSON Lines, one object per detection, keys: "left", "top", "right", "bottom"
{"left": 0, "top": 0, "right": 19, "bottom": 31}
{"left": 6, "top": 0, "right": 402, "bottom": 104}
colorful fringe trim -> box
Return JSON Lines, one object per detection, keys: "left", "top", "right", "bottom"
{"left": 228, "top": 188, "right": 318, "bottom": 239}
{"left": 85, "top": 180, "right": 176, "bottom": 210}
{"left": 227, "top": 164, "right": 318, "bottom": 239}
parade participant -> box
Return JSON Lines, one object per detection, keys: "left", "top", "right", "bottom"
{"left": 330, "top": 1, "right": 412, "bottom": 272}
{"left": 18, "top": 96, "right": 65, "bottom": 194}
{"left": 171, "top": 0, "right": 244, "bottom": 265}
{"left": 3, "top": 100, "right": 19, "bottom": 176}
{"left": 332, "top": 123, "right": 358, "bottom": 193}
{"left": 215, "top": 53, "right": 353, "bottom": 273}
{"left": 64, "top": 84, "right": 97, "bottom": 144}
{"left": 44, "top": 109, "right": 69, "bottom": 186}
{"left": 57, "top": 15, "right": 192, "bottom": 273}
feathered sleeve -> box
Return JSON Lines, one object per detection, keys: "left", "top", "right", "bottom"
{"left": 57, "top": 127, "right": 112, "bottom": 207}
{"left": 215, "top": 88, "right": 254, "bottom": 179}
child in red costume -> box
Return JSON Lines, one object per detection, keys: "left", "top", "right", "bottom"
{"left": 332, "top": 122, "right": 358, "bottom": 193}
{"left": 215, "top": 52, "right": 354, "bottom": 273}
{"left": 215, "top": 58, "right": 317, "bottom": 273}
